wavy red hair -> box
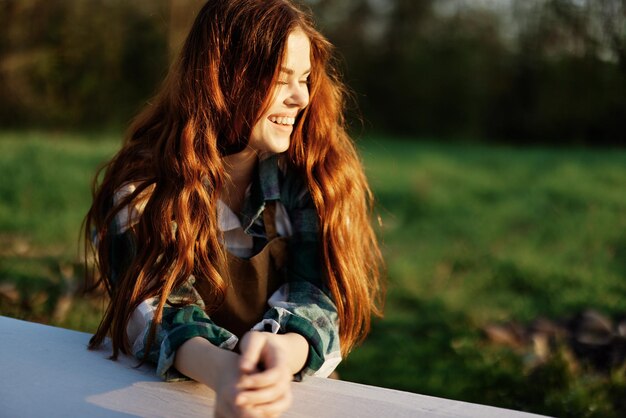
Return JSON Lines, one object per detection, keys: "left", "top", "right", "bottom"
{"left": 86, "top": 0, "right": 384, "bottom": 360}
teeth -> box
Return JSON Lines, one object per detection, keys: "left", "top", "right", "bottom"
{"left": 269, "top": 116, "right": 295, "bottom": 125}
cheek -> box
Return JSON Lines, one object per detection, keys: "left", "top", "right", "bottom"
{"left": 250, "top": 118, "right": 265, "bottom": 142}
{"left": 268, "top": 87, "right": 283, "bottom": 108}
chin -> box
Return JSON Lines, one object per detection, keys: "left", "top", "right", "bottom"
{"left": 249, "top": 122, "right": 293, "bottom": 154}
{"left": 261, "top": 134, "right": 291, "bottom": 155}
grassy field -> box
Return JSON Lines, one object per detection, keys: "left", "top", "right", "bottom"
{"left": 1, "top": 131, "right": 625, "bottom": 416}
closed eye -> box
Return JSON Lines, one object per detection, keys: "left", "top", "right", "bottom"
{"left": 279, "top": 67, "right": 311, "bottom": 84}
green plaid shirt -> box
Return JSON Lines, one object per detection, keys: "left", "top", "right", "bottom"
{"left": 108, "top": 154, "right": 341, "bottom": 381}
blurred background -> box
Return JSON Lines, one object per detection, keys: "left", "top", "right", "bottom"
{"left": 0, "top": 0, "right": 625, "bottom": 416}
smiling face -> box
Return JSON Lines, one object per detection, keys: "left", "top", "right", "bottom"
{"left": 248, "top": 29, "right": 311, "bottom": 156}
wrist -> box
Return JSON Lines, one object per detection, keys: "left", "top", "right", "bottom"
{"left": 175, "top": 337, "right": 239, "bottom": 389}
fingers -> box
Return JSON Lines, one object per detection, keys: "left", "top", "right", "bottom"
{"left": 239, "top": 331, "right": 267, "bottom": 373}
{"left": 214, "top": 339, "right": 290, "bottom": 418}
{"left": 237, "top": 363, "right": 291, "bottom": 391}
{"left": 216, "top": 385, "right": 267, "bottom": 418}
{"left": 246, "top": 389, "right": 293, "bottom": 418}
{"left": 236, "top": 371, "right": 291, "bottom": 406}
{"left": 236, "top": 331, "right": 293, "bottom": 417}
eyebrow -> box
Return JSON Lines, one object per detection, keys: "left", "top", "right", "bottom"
{"left": 280, "top": 66, "right": 311, "bottom": 76}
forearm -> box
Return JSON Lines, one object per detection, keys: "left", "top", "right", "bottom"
{"left": 262, "top": 281, "right": 341, "bottom": 377}
{"left": 271, "top": 332, "right": 309, "bottom": 376}
{"left": 174, "top": 336, "right": 239, "bottom": 388}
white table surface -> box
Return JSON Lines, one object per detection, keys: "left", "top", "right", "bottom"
{"left": 0, "top": 316, "right": 548, "bottom": 417}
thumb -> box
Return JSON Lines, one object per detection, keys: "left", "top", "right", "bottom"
{"left": 239, "top": 331, "right": 266, "bottom": 374}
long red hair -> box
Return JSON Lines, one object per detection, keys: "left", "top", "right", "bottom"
{"left": 86, "top": 0, "right": 384, "bottom": 360}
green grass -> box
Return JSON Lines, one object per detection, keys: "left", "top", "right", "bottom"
{"left": 1, "top": 131, "right": 625, "bottom": 416}
{"left": 0, "top": 131, "right": 119, "bottom": 249}
{"left": 341, "top": 138, "right": 626, "bottom": 417}
{"left": 0, "top": 131, "right": 118, "bottom": 328}
{"left": 359, "top": 139, "right": 626, "bottom": 320}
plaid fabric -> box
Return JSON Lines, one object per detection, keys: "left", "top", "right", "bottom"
{"left": 254, "top": 281, "right": 342, "bottom": 378}
{"left": 107, "top": 154, "right": 341, "bottom": 380}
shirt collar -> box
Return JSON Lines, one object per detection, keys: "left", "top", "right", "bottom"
{"left": 236, "top": 154, "right": 282, "bottom": 233}
{"left": 216, "top": 199, "right": 242, "bottom": 232}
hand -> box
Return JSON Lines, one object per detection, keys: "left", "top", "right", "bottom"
{"left": 175, "top": 334, "right": 305, "bottom": 418}
{"left": 235, "top": 331, "right": 295, "bottom": 418}
{"left": 213, "top": 351, "right": 262, "bottom": 418}
{"left": 174, "top": 338, "right": 262, "bottom": 418}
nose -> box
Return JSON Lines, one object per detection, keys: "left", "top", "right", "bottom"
{"left": 284, "top": 81, "right": 309, "bottom": 109}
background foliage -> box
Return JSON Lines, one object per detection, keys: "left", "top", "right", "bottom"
{"left": 1, "top": 0, "right": 625, "bottom": 417}
{"left": 0, "top": 0, "right": 625, "bottom": 145}
{"left": 314, "top": 0, "right": 626, "bottom": 145}
{"left": 1, "top": 132, "right": 625, "bottom": 416}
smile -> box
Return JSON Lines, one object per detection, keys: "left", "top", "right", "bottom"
{"left": 268, "top": 116, "right": 296, "bottom": 126}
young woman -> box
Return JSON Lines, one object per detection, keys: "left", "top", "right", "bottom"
{"left": 85, "top": 0, "right": 384, "bottom": 416}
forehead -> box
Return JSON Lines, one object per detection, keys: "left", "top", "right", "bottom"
{"left": 281, "top": 29, "right": 311, "bottom": 71}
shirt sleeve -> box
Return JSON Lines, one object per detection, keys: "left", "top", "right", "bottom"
{"left": 106, "top": 186, "right": 238, "bottom": 381}
{"left": 251, "top": 173, "right": 341, "bottom": 379}
{"left": 252, "top": 282, "right": 342, "bottom": 379}
{"left": 126, "top": 277, "right": 238, "bottom": 381}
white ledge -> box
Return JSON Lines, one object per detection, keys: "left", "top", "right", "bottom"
{"left": 0, "top": 316, "right": 548, "bottom": 417}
